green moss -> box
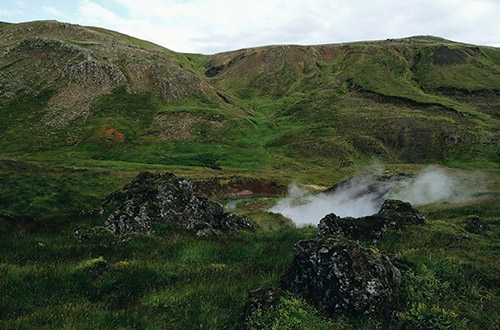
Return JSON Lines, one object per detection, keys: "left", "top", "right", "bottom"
{"left": 247, "top": 295, "right": 342, "bottom": 329}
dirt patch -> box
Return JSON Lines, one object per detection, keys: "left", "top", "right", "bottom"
{"left": 205, "top": 64, "right": 226, "bottom": 77}
{"left": 191, "top": 176, "right": 287, "bottom": 199}
{"left": 434, "top": 87, "right": 500, "bottom": 116}
{"left": 318, "top": 45, "right": 339, "bottom": 62}
{"left": 356, "top": 90, "right": 464, "bottom": 119}
{"left": 431, "top": 46, "right": 467, "bottom": 66}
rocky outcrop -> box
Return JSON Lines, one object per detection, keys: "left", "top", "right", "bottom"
{"left": 2, "top": 36, "right": 92, "bottom": 61}
{"left": 274, "top": 199, "right": 424, "bottom": 319}
{"left": 101, "top": 172, "right": 254, "bottom": 237}
{"left": 318, "top": 199, "right": 425, "bottom": 241}
{"left": 465, "top": 216, "right": 491, "bottom": 234}
{"left": 280, "top": 237, "right": 401, "bottom": 317}
{"left": 241, "top": 287, "right": 281, "bottom": 328}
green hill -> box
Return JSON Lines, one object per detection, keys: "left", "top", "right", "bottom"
{"left": 1, "top": 21, "right": 499, "bottom": 173}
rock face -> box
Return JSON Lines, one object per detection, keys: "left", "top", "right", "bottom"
{"left": 241, "top": 287, "right": 281, "bottom": 328}
{"left": 101, "top": 172, "right": 254, "bottom": 236}
{"left": 280, "top": 237, "right": 401, "bottom": 317}
{"left": 318, "top": 199, "right": 425, "bottom": 241}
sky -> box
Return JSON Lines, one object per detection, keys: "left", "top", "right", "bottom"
{"left": 1, "top": 0, "right": 499, "bottom": 54}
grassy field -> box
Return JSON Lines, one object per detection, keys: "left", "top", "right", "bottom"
{"left": 0, "top": 158, "right": 499, "bottom": 329}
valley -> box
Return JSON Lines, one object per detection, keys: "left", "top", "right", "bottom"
{"left": 0, "top": 20, "right": 499, "bottom": 329}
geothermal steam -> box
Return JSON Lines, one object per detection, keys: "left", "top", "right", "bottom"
{"left": 270, "top": 166, "right": 463, "bottom": 226}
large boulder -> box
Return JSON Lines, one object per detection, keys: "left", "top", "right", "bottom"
{"left": 101, "top": 172, "right": 254, "bottom": 236}
{"left": 280, "top": 237, "right": 401, "bottom": 317}
{"left": 318, "top": 199, "right": 425, "bottom": 241}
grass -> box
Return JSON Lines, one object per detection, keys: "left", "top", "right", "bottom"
{"left": 0, "top": 214, "right": 315, "bottom": 329}
{"left": 0, "top": 159, "right": 498, "bottom": 329}
{"left": 377, "top": 197, "right": 500, "bottom": 329}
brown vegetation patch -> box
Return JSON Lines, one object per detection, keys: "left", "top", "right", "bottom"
{"left": 89, "top": 124, "right": 125, "bottom": 145}
{"left": 318, "top": 45, "right": 339, "bottom": 62}
{"left": 431, "top": 46, "right": 467, "bottom": 66}
{"left": 145, "top": 111, "right": 225, "bottom": 141}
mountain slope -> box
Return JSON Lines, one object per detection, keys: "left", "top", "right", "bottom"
{"left": 204, "top": 37, "right": 500, "bottom": 165}
{"left": 1, "top": 21, "right": 499, "bottom": 171}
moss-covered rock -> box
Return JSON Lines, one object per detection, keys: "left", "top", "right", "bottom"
{"left": 101, "top": 171, "right": 254, "bottom": 237}
{"left": 280, "top": 237, "right": 401, "bottom": 317}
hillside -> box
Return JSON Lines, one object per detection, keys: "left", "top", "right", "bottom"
{"left": 0, "top": 21, "right": 499, "bottom": 329}
{"left": 1, "top": 21, "right": 499, "bottom": 172}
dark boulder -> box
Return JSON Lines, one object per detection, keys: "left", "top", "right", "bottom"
{"left": 377, "top": 199, "right": 425, "bottom": 225}
{"left": 213, "top": 212, "right": 255, "bottom": 232}
{"left": 101, "top": 172, "right": 254, "bottom": 237}
{"left": 318, "top": 199, "right": 425, "bottom": 241}
{"left": 280, "top": 237, "right": 401, "bottom": 317}
{"left": 465, "top": 216, "right": 491, "bottom": 234}
{"left": 241, "top": 287, "right": 281, "bottom": 329}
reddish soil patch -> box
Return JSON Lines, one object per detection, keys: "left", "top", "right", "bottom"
{"left": 90, "top": 124, "right": 125, "bottom": 145}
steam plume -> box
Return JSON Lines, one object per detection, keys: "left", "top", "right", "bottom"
{"left": 270, "top": 166, "right": 465, "bottom": 226}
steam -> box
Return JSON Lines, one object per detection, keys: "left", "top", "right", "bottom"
{"left": 271, "top": 166, "right": 465, "bottom": 226}
{"left": 385, "top": 167, "right": 459, "bottom": 205}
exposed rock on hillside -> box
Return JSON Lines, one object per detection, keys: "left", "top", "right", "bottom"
{"left": 0, "top": 22, "right": 220, "bottom": 131}
{"left": 101, "top": 172, "right": 254, "bottom": 237}
{"left": 317, "top": 199, "right": 425, "bottom": 241}
{"left": 280, "top": 237, "right": 401, "bottom": 317}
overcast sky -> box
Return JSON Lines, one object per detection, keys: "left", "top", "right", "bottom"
{"left": 1, "top": 0, "right": 499, "bottom": 54}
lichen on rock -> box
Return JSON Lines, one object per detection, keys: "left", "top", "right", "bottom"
{"left": 280, "top": 236, "right": 401, "bottom": 317}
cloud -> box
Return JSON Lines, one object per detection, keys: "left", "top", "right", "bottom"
{"left": 42, "top": 6, "right": 63, "bottom": 17}
{"left": 0, "top": 0, "right": 25, "bottom": 21}
{"left": 4, "top": 0, "right": 500, "bottom": 53}
{"left": 15, "top": 0, "right": 26, "bottom": 8}
{"left": 106, "top": 0, "right": 500, "bottom": 53}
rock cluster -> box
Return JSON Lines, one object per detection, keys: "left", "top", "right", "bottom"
{"left": 278, "top": 200, "right": 424, "bottom": 319}
{"left": 64, "top": 59, "right": 127, "bottom": 86}
{"left": 317, "top": 199, "right": 425, "bottom": 241}
{"left": 280, "top": 237, "right": 401, "bottom": 317}
{"left": 465, "top": 216, "right": 491, "bottom": 234}
{"left": 101, "top": 171, "right": 254, "bottom": 237}
{"left": 2, "top": 37, "right": 92, "bottom": 60}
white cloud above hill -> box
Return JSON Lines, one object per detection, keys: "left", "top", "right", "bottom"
{"left": 1, "top": 0, "right": 499, "bottom": 53}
